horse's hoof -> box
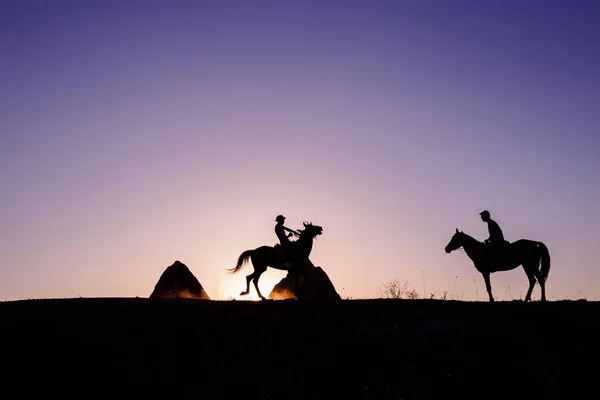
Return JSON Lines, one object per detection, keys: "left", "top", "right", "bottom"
{"left": 240, "top": 291, "right": 247, "bottom": 296}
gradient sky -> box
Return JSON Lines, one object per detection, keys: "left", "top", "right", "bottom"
{"left": 1, "top": 0, "right": 599, "bottom": 301}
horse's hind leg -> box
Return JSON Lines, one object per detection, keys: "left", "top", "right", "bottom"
{"left": 298, "top": 269, "right": 310, "bottom": 300}
{"left": 534, "top": 270, "right": 547, "bottom": 302}
{"left": 524, "top": 269, "right": 537, "bottom": 302}
{"left": 240, "top": 272, "right": 255, "bottom": 296}
{"left": 252, "top": 271, "right": 267, "bottom": 301}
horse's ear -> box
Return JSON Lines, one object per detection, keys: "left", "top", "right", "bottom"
{"left": 456, "top": 228, "right": 459, "bottom": 233}
{"left": 303, "top": 221, "right": 307, "bottom": 227}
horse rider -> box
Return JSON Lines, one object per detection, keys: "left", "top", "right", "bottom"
{"left": 275, "top": 215, "right": 299, "bottom": 269}
{"left": 479, "top": 210, "right": 507, "bottom": 252}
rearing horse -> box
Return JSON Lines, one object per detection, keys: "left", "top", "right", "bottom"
{"left": 226, "top": 222, "right": 323, "bottom": 300}
{"left": 444, "top": 229, "right": 551, "bottom": 302}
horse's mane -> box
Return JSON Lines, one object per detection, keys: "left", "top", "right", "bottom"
{"left": 458, "top": 230, "right": 482, "bottom": 244}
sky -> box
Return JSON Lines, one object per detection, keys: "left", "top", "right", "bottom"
{"left": 1, "top": 0, "right": 599, "bottom": 302}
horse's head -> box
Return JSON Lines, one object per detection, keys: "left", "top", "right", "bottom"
{"left": 299, "top": 221, "right": 323, "bottom": 239}
{"left": 445, "top": 228, "right": 465, "bottom": 253}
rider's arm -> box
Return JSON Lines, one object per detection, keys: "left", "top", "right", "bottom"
{"left": 484, "top": 232, "right": 493, "bottom": 243}
{"left": 484, "top": 223, "right": 492, "bottom": 243}
{"left": 283, "top": 226, "right": 299, "bottom": 236}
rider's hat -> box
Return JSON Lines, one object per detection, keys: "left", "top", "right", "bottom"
{"left": 479, "top": 210, "right": 490, "bottom": 217}
{"left": 275, "top": 215, "right": 285, "bottom": 222}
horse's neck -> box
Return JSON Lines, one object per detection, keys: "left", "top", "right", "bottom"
{"left": 462, "top": 234, "right": 484, "bottom": 260}
{"left": 296, "top": 235, "right": 313, "bottom": 254}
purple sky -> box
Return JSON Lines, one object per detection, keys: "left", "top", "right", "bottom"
{"left": 1, "top": 0, "right": 599, "bottom": 301}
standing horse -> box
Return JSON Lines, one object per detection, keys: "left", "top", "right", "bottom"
{"left": 444, "top": 229, "right": 551, "bottom": 302}
{"left": 226, "top": 222, "right": 323, "bottom": 300}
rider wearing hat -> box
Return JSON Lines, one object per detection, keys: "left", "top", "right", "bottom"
{"left": 275, "top": 215, "right": 299, "bottom": 269}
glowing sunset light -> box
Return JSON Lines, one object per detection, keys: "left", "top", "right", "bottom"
{"left": 216, "top": 271, "right": 285, "bottom": 301}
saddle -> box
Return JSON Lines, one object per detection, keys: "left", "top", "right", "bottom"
{"left": 484, "top": 240, "right": 511, "bottom": 259}
{"left": 273, "top": 242, "right": 296, "bottom": 263}
{"left": 274, "top": 243, "right": 295, "bottom": 263}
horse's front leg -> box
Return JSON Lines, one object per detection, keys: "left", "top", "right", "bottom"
{"left": 482, "top": 272, "right": 494, "bottom": 302}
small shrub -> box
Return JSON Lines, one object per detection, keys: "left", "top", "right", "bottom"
{"left": 379, "top": 278, "right": 420, "bottom": 299}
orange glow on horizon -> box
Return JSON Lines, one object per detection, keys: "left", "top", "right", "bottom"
{"left": 216, "top": 273, "right": 284, "bottom": 301}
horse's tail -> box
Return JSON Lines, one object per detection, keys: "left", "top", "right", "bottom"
{"left": 537, "top": 242, "right": 551, "bottom": 282}
{"left": 226, "top": 250, "right": 253, "bottom": 274}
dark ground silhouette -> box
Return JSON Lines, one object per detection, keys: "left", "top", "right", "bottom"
{"left": 1, "top": 298, "right": 597, "bottom": 398}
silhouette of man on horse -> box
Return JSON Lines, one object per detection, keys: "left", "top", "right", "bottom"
{"left": 479, "top": 210, "right": 510, "bottom": 257}
{"left": 274, "top": 215, "right": 299, "bottom": 269}
{"left": 228, "top": 219, "right": 323, "bottom": 300}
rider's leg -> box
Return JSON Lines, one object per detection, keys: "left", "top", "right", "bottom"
{"left": 282, "top": 244, "right": 295, "bottom": 269}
